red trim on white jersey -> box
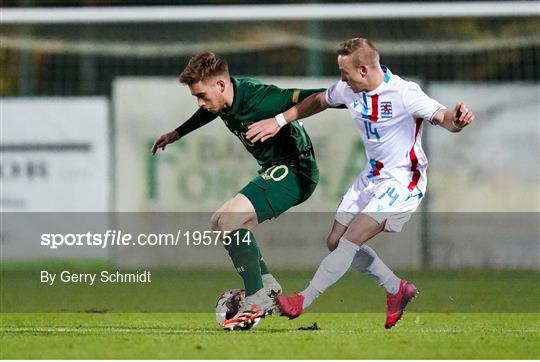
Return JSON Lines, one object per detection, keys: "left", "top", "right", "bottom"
{"left": 369, "top": 94, "right": 379, "bottom": 122}
{"left": 407, "top": 118, "right": 423, "bottom": 191}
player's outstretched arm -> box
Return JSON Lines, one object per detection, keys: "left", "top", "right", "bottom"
{"left": 433, "top": 102, "right": 475, "bottom": 133}
{"left": 151, "top": 107, "right": 218, "bottom": 155}
{"left": 151, "top": 130, "right": 180, "bottom": 156}
{"left": 246, "top": 91, "right": 329, "bottom": 143}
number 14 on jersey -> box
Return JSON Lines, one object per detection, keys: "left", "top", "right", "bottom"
{"left": 363, "top": 120, "right": 380, "bottom": 141}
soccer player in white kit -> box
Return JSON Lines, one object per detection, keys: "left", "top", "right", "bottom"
{"left": 246, "top": 38, "right": 474, "bottom": 329}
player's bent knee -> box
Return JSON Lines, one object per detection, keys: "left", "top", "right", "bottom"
{"left": 326, "top": 235, "right": 340, "bottom": 251}
{"left": 217, "top": 213, "right": 256, "bottom": 233}
{"left": 210, "top": 211, "right": 222, "bottom": 231}
{"left": 343, "top": 226, "right": 383, "bottom": 245}
{"left": 342, "top": 230, "right": 364, "bottom": 245}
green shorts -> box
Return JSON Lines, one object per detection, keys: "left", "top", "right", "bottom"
{"left": 239, "top": 164, "right": 319, "bottom": 223}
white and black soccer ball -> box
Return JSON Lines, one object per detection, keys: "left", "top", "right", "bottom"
{"left": 215, "top": 288, "right": 260, "bottom": 329}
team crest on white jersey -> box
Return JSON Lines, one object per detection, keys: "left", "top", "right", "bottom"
{"left": 380, "top": 101, "right": 393, "bottom": 118}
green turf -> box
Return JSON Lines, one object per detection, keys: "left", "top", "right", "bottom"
{"left": 1, "top": 263, "right": 539, "bottom": 358}
{"left": 1, "top": 313, "right": 539, "bottom": 359}
{"left": 2, "top": 262, "right": 539, "bottom": 313}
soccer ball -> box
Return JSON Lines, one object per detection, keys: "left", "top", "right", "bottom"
{"left": 215, "top": 288, "right": 260, "bottom": 329}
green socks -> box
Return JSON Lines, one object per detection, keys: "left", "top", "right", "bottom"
{"left": 259, "top": 257, "right": 271, "bottom": 276}
{"left": 226, "top": 229, "right": 265, "bottom": 295}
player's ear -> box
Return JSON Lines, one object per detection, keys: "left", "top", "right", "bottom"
{"left": 358, "top": 65, "right": 368, "bottom": 77}
{"left": 216, "top": 79, "right": 226, "bottom": 93}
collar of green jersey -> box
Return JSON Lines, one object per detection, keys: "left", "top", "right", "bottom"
{"left": 221, "top": 77, "right": 243, "bottom": 116}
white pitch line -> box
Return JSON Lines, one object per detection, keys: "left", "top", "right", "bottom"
{"left": 0, "top": 327, "right": 215, "bottom": 334}
{"left": 1, "top": 327, "right": 538, "bottom": 334}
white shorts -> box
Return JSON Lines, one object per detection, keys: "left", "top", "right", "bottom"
{"left": 335, "top": 176, "right": 424, "bottom": 232}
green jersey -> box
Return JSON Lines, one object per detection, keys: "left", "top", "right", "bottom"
{"left": 174, "top": 76, "right": 324, "bottom": 220}
{"left": 218, "top": 77, "right": 323, "bottom": 177}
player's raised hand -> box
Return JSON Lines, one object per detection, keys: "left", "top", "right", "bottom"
{"left": 151, "top": 131, "right": 179, "bottom": 155}
{"left": 246, "top": 118, "right": 281, "bottom": 143}
{"left": 452, "top": 102, "right": 474, "bottom": 130}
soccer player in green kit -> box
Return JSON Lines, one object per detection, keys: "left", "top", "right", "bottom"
{"left": 151, "top": 52, "right": 324, "bottom": 330}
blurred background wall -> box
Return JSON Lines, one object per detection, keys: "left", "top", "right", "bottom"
{"left": 1, "top": 0, "right": 539, "bottom": 269}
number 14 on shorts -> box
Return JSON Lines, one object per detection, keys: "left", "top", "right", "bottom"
{"left": 377, "top": 187, "right": 399, "bottom": 207}
{"left": 376, "top": 186, "right": 423, "bottom": 210}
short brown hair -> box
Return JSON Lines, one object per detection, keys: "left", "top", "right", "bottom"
{"left": 337, "top": 38, "right": 379, "bottom": 66}
{"left": 179, "top": 52, "right": 229, "bottom": 85}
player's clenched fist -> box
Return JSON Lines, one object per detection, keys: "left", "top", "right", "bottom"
{"left": 151, "top": 131, "right": 180, "bottom": 155}
{"left": 452, "top": 102, "right": 474, "bottom": 131}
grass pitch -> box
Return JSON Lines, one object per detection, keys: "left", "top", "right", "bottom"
{"left": 1, "top": 313, "right": 539, "bottom": 359}
{"left": 1, "top": 264, "right": 539, "bottom": 359}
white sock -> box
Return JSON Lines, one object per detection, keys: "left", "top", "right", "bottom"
{"left": 300, "top": 237, "right": 360, "bottom": 309}
{"left": 261, "top": 274, "right": 277, "bottom": 288}
{"left": 300, "top": 283, "right": 321, "bottom": 309}
{"left": 350, "top": 244, "right": 401, "bottom": 295}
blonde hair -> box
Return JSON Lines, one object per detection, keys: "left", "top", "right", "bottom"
{"left": 337, "top": 38, "right": 380, "bottom": 67}
{"left": 179, "top": 52, "right": 229, "bottom": 85}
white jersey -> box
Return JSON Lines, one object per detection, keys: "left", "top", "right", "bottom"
{"left": 325, "top": 67, "right": 445, "bottom": 192}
